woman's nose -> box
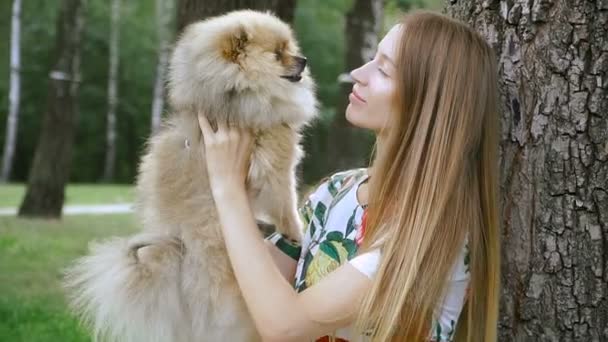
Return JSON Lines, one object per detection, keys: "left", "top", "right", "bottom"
{"left": 350, "top": 64, "right": 366, "bottom": 86}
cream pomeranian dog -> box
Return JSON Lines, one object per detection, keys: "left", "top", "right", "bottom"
{"left": 64, "top": 10, "right": 317, "bottom": 342}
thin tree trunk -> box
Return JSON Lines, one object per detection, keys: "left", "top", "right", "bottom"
{"left": 326, "top": 0, "right": 384, "bottom": 174}
{"left": 102, "top": 0, "right": 121, "bottom": 181}
{"left": 1, "top": 0, "right": 22, "bottom": 182}
{"left": 150, "top": 0, "right": 173, "bottom": 134}
{"left": 18, "top": 0, "right": 86, "bottom": 218}
{"left": 176, "top": 0, "right": 297, "bottom": 33}
{"left": 446, "top": 1, "right": 608, "bottom": 341}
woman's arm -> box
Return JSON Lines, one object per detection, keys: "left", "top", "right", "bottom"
{"left": 216, "top": 189, "right": 371, "bottom": 341}
{"left": 198, "top": 114, "right": 372, "bottom": 341}
{"left": 265, "top": 239, "right": 298, "bottom": 283}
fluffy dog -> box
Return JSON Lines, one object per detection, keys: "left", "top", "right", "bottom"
{"left": 64, "top": 10, "right": 317, "bottom": 342}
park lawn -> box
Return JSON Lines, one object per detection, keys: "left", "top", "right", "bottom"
{"left": 0, "top": 214, "right": 139, "bottom": 342}
{"left": 0, "top": 184, "right": 135, "bottom": 208}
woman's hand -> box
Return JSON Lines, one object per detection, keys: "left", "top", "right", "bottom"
{"left": 198, "top": 112, "right": 254, "bottom": 200}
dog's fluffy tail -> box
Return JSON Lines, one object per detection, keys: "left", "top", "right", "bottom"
{"left": 63, "top": 233, "right": 190, "bottom": 342}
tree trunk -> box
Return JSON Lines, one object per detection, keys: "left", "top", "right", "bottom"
{"left": 18, "top": 0, "right": 86, "bottom": 218}
{"left": 445, "top": 1, "right": 608, "bottom": 341}
{"left": 102, "top": 0, "right": 121, "bottom": 182}
{"left": 176, "top": 0, "right": 297, "bottom": 33}
{"left": 151, "top": 0, "right": 174, "bottom": 134}
{"left": 1, "top": 0, "right": 22, "bottom": 182}
{"left": 326, "top": 0, "right": 384, "bottom": 174}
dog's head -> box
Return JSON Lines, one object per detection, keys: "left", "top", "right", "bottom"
{"left": 168, "top": 10, "right": 317, "bottom": 128}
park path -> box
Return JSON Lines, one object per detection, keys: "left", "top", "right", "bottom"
{"left": 0, "top": 203, "right": 134, "bottom": 216}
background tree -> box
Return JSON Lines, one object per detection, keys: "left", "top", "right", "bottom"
{"left": 0, "top": 0, "right": 436, "bottom": 187}
{"left": 176, "top": 0, "right": 298, "bottom": 32}
{"left": 326, "top": 0, "right": 385, "bottom": 174}
{"left": 102, "top": 0, "right": 121, "bottom": 181}
{"left": 150, "top": 0, "right": 175, "bottom": 134}
{"left": 446, "top": 1, "right": 608, "bottom": 340}
{"left": 1, "top": 0, "right": 22, "bottom": 182}
{"left": 18, "top": 0, "right": 86, "bottom": 218}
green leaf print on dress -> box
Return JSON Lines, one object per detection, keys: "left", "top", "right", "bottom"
{"left": 314, "top": 202, "right": 327, "bottom": 227}
{"left": 294, "top": 169, "right": 369, "bottom": 292}
{"left": 345, "top": 207, "right": 357, "bottom": 237}
{"left": 305, "top": 240, "right": 350, "bottom": 287}
{"left": 299, "top": 199, "right": 313, "bottom": 233}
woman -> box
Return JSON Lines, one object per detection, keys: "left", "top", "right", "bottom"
{"left": 197, "top": 10, "right": 500, "bottom": 342}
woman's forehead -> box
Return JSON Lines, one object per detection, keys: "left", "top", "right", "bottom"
{"left": 378, "top": 24, "right": 402, "bottom": 61}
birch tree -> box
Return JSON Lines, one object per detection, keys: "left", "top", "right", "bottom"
{"left": 326, "top": 0, "right": 385, "bottom": 173}
{"left": 1, "top": 0, "right": 23, "bottom": 182}
{"left": 102, "top": 0, "right": 121, "bottom": 181}
{"left": 150, "top": 0, "right": 174, "bottom": 134}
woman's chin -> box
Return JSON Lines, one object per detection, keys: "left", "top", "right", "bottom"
{"left": 345, "top": 105, "right": 358, "bottom": 125}
{"left": 346, "top": 106, "right": 365, "bottom": 128}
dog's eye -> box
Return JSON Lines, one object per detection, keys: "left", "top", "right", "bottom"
{"left": 274, "top": 50, "right": 282, "bottom": 61}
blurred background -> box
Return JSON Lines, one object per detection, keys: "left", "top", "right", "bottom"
{"left": 0, "top": 0, "right": 440, "bottom": 189}
{"left": 1, "top": 0, "right": 607, "bottom": 341}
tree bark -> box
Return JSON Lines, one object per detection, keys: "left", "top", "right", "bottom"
{"left": 1, "top": 0, "right": 22, "bottom": 182}
{"left": 18, "top": 0, "right": 86, "bottom": 218}
{"left": 326, "top": 0, "right": 384, "bottom": 174}
{"left": 445, "top": 1, "right": 608, "bottom": 341}
{"left": 102, "top": 0, "right": 121, "bottom": 182}
{"left": 151, "top": 0, "right": 174, "bottom": 134}
{"left": 176, "top": 0, "right": 297, "bottom": 33}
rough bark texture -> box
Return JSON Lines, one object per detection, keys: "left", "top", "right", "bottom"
{"left": 18, "top": 0, "right": 85, "bottom": 218}
{"left": 326, "top": 0, "right": 384, "bottom": 174}
{"left": 102, "top": 0, "right": 120, "bottom": 181}
{"left": 445, "top": 1, "right": 608, "bottom": 341}
{"left": 176, "top": 0, "right": 297, "bottom": 33}
{"left": 1, "top": 0, "right": 22, "bottom": 182}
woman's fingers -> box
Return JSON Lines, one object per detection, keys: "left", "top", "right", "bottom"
{"left": 241, "top": 128, "right": 254, "bottom": 150}
{"left": 197, "top": 112, "right": 214, "bottom": 142}
{"left": 198, "top": 112, "right": 252, "bottom": 152}
{"left": 217, "top": 119, "right": 229, "bottom": 134}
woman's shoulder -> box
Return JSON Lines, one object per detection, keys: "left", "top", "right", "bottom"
{"left": 298, "top": 169, "right": 366, "bottom": 213}
{"left": 324, "top": 168, "right": 368, "bottom": 193}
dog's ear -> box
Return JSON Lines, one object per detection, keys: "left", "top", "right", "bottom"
{"left": 222, "top": 26, "right": 249, "bottom": 63}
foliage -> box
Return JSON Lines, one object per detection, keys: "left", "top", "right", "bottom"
{"left": 0, "top": 0, "right": 434, "bottom": 185}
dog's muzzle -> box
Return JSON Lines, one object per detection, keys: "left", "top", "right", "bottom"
{"left": 281, "top": 56, "right": 307, "bottom": 82}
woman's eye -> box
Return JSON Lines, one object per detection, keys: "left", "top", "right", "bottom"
{"left": 378, "top": 67, "right": 388, "bottom": 77}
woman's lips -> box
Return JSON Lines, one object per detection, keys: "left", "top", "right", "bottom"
{"left": 350, "top": 89, "right": 366, "bottom": 103}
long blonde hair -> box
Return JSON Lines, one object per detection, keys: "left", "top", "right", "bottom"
{"left": 354, "top": 11, "right": 500, "bottom": 341}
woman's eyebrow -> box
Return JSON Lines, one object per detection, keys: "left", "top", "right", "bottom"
{"left": 376, "top": 44, "right": 396, "bottom": 67}
{"left": 378, "top": 52, "right": 396, "bottom": 68}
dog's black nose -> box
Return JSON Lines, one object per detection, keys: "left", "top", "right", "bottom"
{"left": 281, "top": 56, "right": 308, "bottom": 82}
{"left": 294, "top": 56, "right": 307, "bottom": 71}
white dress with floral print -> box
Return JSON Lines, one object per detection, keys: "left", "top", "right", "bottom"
{"left": 267, "top": 168, "right": 470, "bottom": 341}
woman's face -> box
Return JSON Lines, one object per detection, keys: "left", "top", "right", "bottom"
{"left": 346, "top": 24, "right": 402, "bottom": 135}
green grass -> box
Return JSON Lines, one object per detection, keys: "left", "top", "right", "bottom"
{"left": 0, "top": 184, "right": 135, "bottom": 207}
{"left": 0, "top": 215, "right": 139, "bottom": 341}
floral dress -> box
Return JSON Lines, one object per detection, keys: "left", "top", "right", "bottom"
{"left": 267, "top": 168, "right": 470, "bottom": 341}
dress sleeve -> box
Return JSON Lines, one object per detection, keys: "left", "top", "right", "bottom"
{"left": 265, "top": 179, "right": 329, "bottom": 261}
{"left": 429, "top": 240, "right": 470, "bottom": 341}
{"left": 348, "top": 249, "right": 381, "bottom": 279}
{"left": 349, "top": 237, "right": 470, "bottom": 341}
{"left": 265, "top": 231, "right": 302, "bottom": 261}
